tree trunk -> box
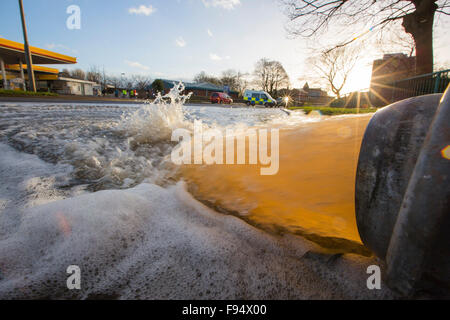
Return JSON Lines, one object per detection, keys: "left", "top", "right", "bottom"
{"left": 402, "top": 0, "right": 438, "bottom": 75}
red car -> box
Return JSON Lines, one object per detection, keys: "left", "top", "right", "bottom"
{"left": 210, "top": 92, "right": 233, "bottom": 104}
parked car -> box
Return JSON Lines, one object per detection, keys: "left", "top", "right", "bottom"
{"left": 210, "top": 92, "right": 233, "bottom": 104}
{"left": 276, "top": 97, "right": 285, "bottom": 106}
{"left": 243, "top": 90, "right": 276, "bottom": 107}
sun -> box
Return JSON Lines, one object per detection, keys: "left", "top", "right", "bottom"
{"left": 343, "top": 64, "right": 373, "bottom": 95}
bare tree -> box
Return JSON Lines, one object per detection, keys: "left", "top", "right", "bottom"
{"left": 60, "top": 68, "right": 71, "bottom": 77}
{"left": 192, "top": 70, "right": 249, "bottom": 95}
{"left": 270, "top": 62, "right": 290, "bottom": 94}
{"left": 220, "top": 69, "right": 239, "bottom": 90}
{"left": 123, "top": 77, "right": 134, "bottom": 90}
{"left": 253, "top": 58, "right": 290, "bottom": 96}
{"left": 132, "top": 74, "right": 152, "bottom": 91}
{"left": 86, "top": 65, "right": 103, "bottom": 84}
{"left": 253, "top": 58, "right": 271, "bottom": 93}
{"left": 283, "top": 0, "right": 450, "bottom": 75}
{"left": 193, "top": 71, "right": 222, "bottom": 86}
{"left": 70, "top": 69, "right": 86, "bottom": 80}
{"left": 375, "top": 22, "right": 416, "bottom": 57}
{"left": 220, "top": 69, "right": 248, "bottom": 94}
{"left": 308, "top": 45, "right": 360, "bottom": 99}
{"left": 106, "top": 75, "right": 121, "bottom": 89}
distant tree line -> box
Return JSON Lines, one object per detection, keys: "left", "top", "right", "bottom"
{"left": 193, "top": 69, "right": 249, "bottom": 95}
{"left": 193, "top": 58, "right": 291, "bottom": 97}
{"left": 60, "top": 66, "right": 153, "bottom": 92}
{"left": 60, "top": 58, "right": 293, "bottom": 98}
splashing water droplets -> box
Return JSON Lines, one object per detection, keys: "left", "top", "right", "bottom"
{"left": 118, "top": 82, "right": 193, "bottom": 146}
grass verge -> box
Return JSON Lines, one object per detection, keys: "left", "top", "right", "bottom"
{"left": 288, "top": 105, "right": 378, "bottom": 116}
{"left": 0, "top": 89, "right": 58, "bottom": 97}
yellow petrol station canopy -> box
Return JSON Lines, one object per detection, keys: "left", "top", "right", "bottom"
{"left": 1, "top": 64, "right": 60, "bottom": 81}
{"left": 0, "top": 38, "right": 77, "bottom": 65}
{"left": 6, "top": 64, "right": 59, "bottom": 74}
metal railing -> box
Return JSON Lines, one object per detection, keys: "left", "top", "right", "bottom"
{"left": 390, "top": 69, "right": 450, "bottom": 102}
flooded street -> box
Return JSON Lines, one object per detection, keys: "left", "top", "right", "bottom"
{"left": 0, "top": 97, "right": 393, "bottom": 299}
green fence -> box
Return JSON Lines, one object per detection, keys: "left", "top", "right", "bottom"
{"left": 390, "top": 69, "right": 450, "bottom": 102}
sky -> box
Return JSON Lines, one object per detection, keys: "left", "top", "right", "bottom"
{"left": 1, "top": 0, "right": 449, "bottom": 94}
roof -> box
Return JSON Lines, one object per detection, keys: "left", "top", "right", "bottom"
{"left": 0, "top": 38, "right": 77, "bottom": 65}
{"left": 306, "top": 88, "right": 328, "bottom": 97}
{"left": 187, "top": 82, "right": 224, "bottom": 91}
{"left": 160, "top": 79, "right": 224, "bottom": 92}
{"left": 308, "top": 88, "right": 325, "bottom": 92}
{"left": 244, "top": 90, "right": 268, "bottom": 94}
{"left": 57, "top": 77, "right": 98, "bottom": 85}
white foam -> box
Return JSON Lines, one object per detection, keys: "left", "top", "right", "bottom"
{"left": 0, "top": 143, "right": 75, "bottom": 237}
{"left": 0, "top": 181, "right": 394, "bottom": 299}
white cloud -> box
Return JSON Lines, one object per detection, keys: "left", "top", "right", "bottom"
{"left": 209, "top": 54, "right": 222, "bottom": 61}
{"left": 128, "top": 5, "right": 156, "bottom": 16}
{"left": 207, "top": 29, "right": 213, "bottom": 37}
{"left": 209, "top": 53, "right": 231, "bottom": 61}
{"left": 202, "top": 0, "right": 241, "bottom": 10}
{"left": 125, "top": 60, "right": 150, "bottom": 70}
{"left": 210, "top": 53, "right": 230, "bottom": 61}
{"left": 175, "top": 37, "right": 187, "bottom": 47}
{"left": 46, "top": 43, "right": 71, "bottom": 50}
{"left": 46, "top": 43, "right": 77, "bottom": 54}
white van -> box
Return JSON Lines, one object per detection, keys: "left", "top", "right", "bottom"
{"left": 243, "top": 90, "right": 277, "bottom": 107}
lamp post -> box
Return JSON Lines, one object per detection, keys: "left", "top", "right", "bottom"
{"left": 18, "top": 0, "right": 36, "bottom": 92}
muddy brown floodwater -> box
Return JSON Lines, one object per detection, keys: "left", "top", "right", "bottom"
{"left": 182, "top": 114, "right": 372, "bottom": 252}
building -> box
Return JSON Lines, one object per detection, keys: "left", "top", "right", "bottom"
{"left": 289, "top": 82, "right": 332, "bottom": 105}
{"left": 51, "top": 77, "right": 100, "bottom": 96}
{"left": 369, "top": 53, "right": 416, "bottom": 104}
{"left": 0, "top": 37, "right": 101, "bottom": 96}
{"left": 0, "top": 37, "right": 78, "bottom": 92}
{"left": 157, "top": 79, "right": 239, "bottom": 99}
{"left": 4, "top": 64, "right": 59, "bottom": 90}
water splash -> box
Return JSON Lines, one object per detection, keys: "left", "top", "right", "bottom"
{"left": 67, "top": 83, "right": 195, "bottom": 190}
{"left": 118, "top": 82, "right": 193, "bottom": 146}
